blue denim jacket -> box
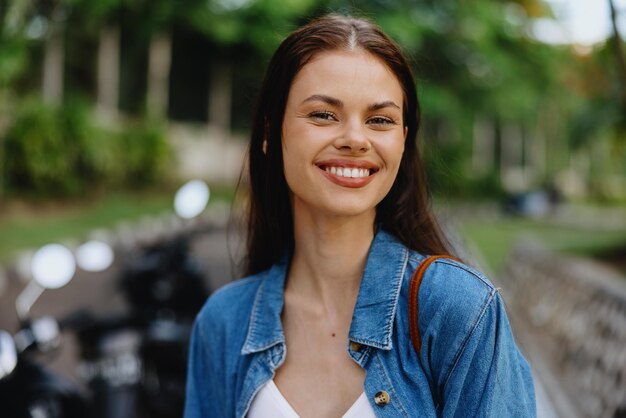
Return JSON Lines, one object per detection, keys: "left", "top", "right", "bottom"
{"left": 184, "top": 230, "right": 536, "bottom": 417}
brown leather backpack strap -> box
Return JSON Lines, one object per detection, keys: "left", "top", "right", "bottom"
{"left": 409, "top": 255, "right": 456, "bottom": 355}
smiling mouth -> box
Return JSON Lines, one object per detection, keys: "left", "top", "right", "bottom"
{"left": 317, "top": 165, "right": 379, "bottom": 179}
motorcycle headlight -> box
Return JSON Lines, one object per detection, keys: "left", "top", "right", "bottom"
{"left": 31, "top": 316, "right": 61, "bottom": 352}
{"left": 0, "top": 330, "right": 17, "bottom": 380}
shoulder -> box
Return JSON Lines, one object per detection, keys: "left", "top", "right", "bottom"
{"left": 406, "top": 253, "right": 501, "bottom": 346}
{"left": 194, "top": 272, "right": 266, "bottom": 338}
{"left": 186, "top": 273, "right": 270, "bottom": 418}
{"left": 406, "top": 253, "right": 509, "bottom": 369}
{"left": 204, "top": 274, "right": 266, "bottom": 313}
{"left": 408, "top": 253, "right": 498, "bottom": 315}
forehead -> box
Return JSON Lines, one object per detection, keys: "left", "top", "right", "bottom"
{"left": 288, "top": 49, "right": 404, "bottom": 104}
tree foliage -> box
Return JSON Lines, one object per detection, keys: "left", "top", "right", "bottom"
{"left": 0, "top": 0, "right": 624, "bottom": 200}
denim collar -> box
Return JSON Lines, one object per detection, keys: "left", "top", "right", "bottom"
{"left": 241, "top": 229, "right": 410, "bottom": 355}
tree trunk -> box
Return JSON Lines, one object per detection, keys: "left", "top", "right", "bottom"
{"left": 471, "top": 117, "right": 495, "bottom": 175}
{"left": 0, "top": 96, "right": 6, "bottom": 202}
{"left": 97, "top": 25, "right": 120, "bottom": 120}
{"left": 42, "top": 22, "right": 64, "bottom": 105}
{"left": 147, "top": 33, "right": 172, "bottom": 119}
{"left": 500, "top": 123, "right": 525, "bottom": 191}
{"left": 609, "top": 0, "right": 626, "bottom": 112}
{"left": 208, "top": 60, "right": 232, "bottom": 135}
{"left": 529, "top": 126, "right": 546, "bottom": 182}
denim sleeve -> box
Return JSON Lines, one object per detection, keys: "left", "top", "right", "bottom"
{"left": 184, "top": 319, "right": 212, "bottom": 418}
{"left": 440, "top": 291, "right": 536, "bottom": 418}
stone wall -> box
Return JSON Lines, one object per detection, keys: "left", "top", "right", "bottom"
{"left": 504, "top": 241, "right": 626, "bottom": 418}
{"left": 168, "top": 123, "right": 247, "bottom": 184}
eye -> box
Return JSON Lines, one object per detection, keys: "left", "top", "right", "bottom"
{"left": 367, "top": 116, "right": 397, "bottom": 126}
{"left": 308, "top": 110, "right": 338, "bottom": 122}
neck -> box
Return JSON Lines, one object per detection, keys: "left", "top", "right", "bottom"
{"left": 286, "top": 209, "right": 376, "bottom": 313}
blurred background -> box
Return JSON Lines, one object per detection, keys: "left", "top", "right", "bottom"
{"left": 0, "top": 0, "right": 625, "bottom": 417}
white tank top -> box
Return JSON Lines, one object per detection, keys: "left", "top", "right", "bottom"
{"left": 247, "top": 380, "right": 377, "bottom": 418}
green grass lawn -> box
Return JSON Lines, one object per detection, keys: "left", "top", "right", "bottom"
{"left": 3, "top": 192, "right": 625, "bottom": 275}
{"left": 457, "top": 217, "right": 626, "bottom": 274}
{"left": 0, "top": 186, "right": 235, "bottom": 263}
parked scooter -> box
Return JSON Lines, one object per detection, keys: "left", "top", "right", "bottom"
{"left": 0, "top": 244, "right": 89, "bottom": 418}
{"left": 73, "top": 179, "right": 212, "bottom": 418}
{"left": 124, "top": 179, "right": 211, "bottom": 418}
{"left": 0, "top": 179, "right": 212, "bottom": 418}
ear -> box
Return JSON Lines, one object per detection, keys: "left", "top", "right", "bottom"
{"left": 262, "top": 118, "right": 270, "bottom": 155}
{"left": 404, "top": 126, "right": 408, "bottom": 140}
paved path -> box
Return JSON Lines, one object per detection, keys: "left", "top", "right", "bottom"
{"left": 0, "top": 224, "right": 241, "bottom": 386}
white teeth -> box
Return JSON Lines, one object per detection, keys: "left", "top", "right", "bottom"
{"left": 323, "top": 166, "right": 371, "bottom": 178}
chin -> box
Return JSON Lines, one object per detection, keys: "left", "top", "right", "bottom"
{"left": 317, "top": 197, "right": 379, "bottom": 218}
{"left": 290, "top": 186, "right": 387, "bottom": 221}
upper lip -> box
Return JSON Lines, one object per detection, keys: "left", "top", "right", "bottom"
{"left": 314, "top": 158, "right": 379, "bottom": 172}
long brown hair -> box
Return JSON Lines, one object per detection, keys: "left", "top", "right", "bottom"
{"left": 243, "top": 14, "right": 454, "bottom": 276}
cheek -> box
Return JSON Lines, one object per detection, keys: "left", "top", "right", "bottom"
{"left": 281, "top": 146, "right": 295, "bottom": 183}
{"left": 381, "top": 142, "right": 406, "bottom": 192}
{"left": 281, "top": 123, "right": 322, "bottom": 181}
{"left": 394, "top": 142, "right": 406, "bottom": 165}
{"left": 384, "top": 139, "right": 406, "bottom": 171}
{"left": 281, "top": 140, "right": 307, "bottom": 190}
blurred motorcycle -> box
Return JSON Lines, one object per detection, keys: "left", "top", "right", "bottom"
{"left": 74, "top": 179, "right": 212, "bottom": 418}
{"left": 0, "top": 179, "right": 212, "bottom": 418}
{"left": 0, "top": 244, "right": 89, "bottom": 418}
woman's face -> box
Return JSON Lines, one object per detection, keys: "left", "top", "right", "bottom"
{"left": 281, "top": 49, "right": 407, "bottom": 220}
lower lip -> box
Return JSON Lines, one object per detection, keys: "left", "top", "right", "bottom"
{"left": 318, "top": 167, "right": 375, "bottom": 188}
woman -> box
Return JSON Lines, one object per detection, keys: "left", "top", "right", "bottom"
{"left": 185, "top": 14, "right": 536, "bottom": 418}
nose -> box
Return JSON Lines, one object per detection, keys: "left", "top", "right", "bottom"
{"left": 334, "top": 119, "right": 370, "bottom": 153}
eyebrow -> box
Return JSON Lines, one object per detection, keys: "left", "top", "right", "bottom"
{"left": 367, "top": 101, "right": 401, "bottom": 111}
{"left": 302, "top": 94, "right": 401, "bottom": 111}
{"left": 302, "top": 94, "right": 343, "bottom": 107}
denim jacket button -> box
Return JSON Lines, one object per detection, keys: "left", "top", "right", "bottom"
{"left": 374, "top": 390, "right": 390, "bottom": 405}
{"left": 350, "top": 341, "right": 363, "bottom": 352}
